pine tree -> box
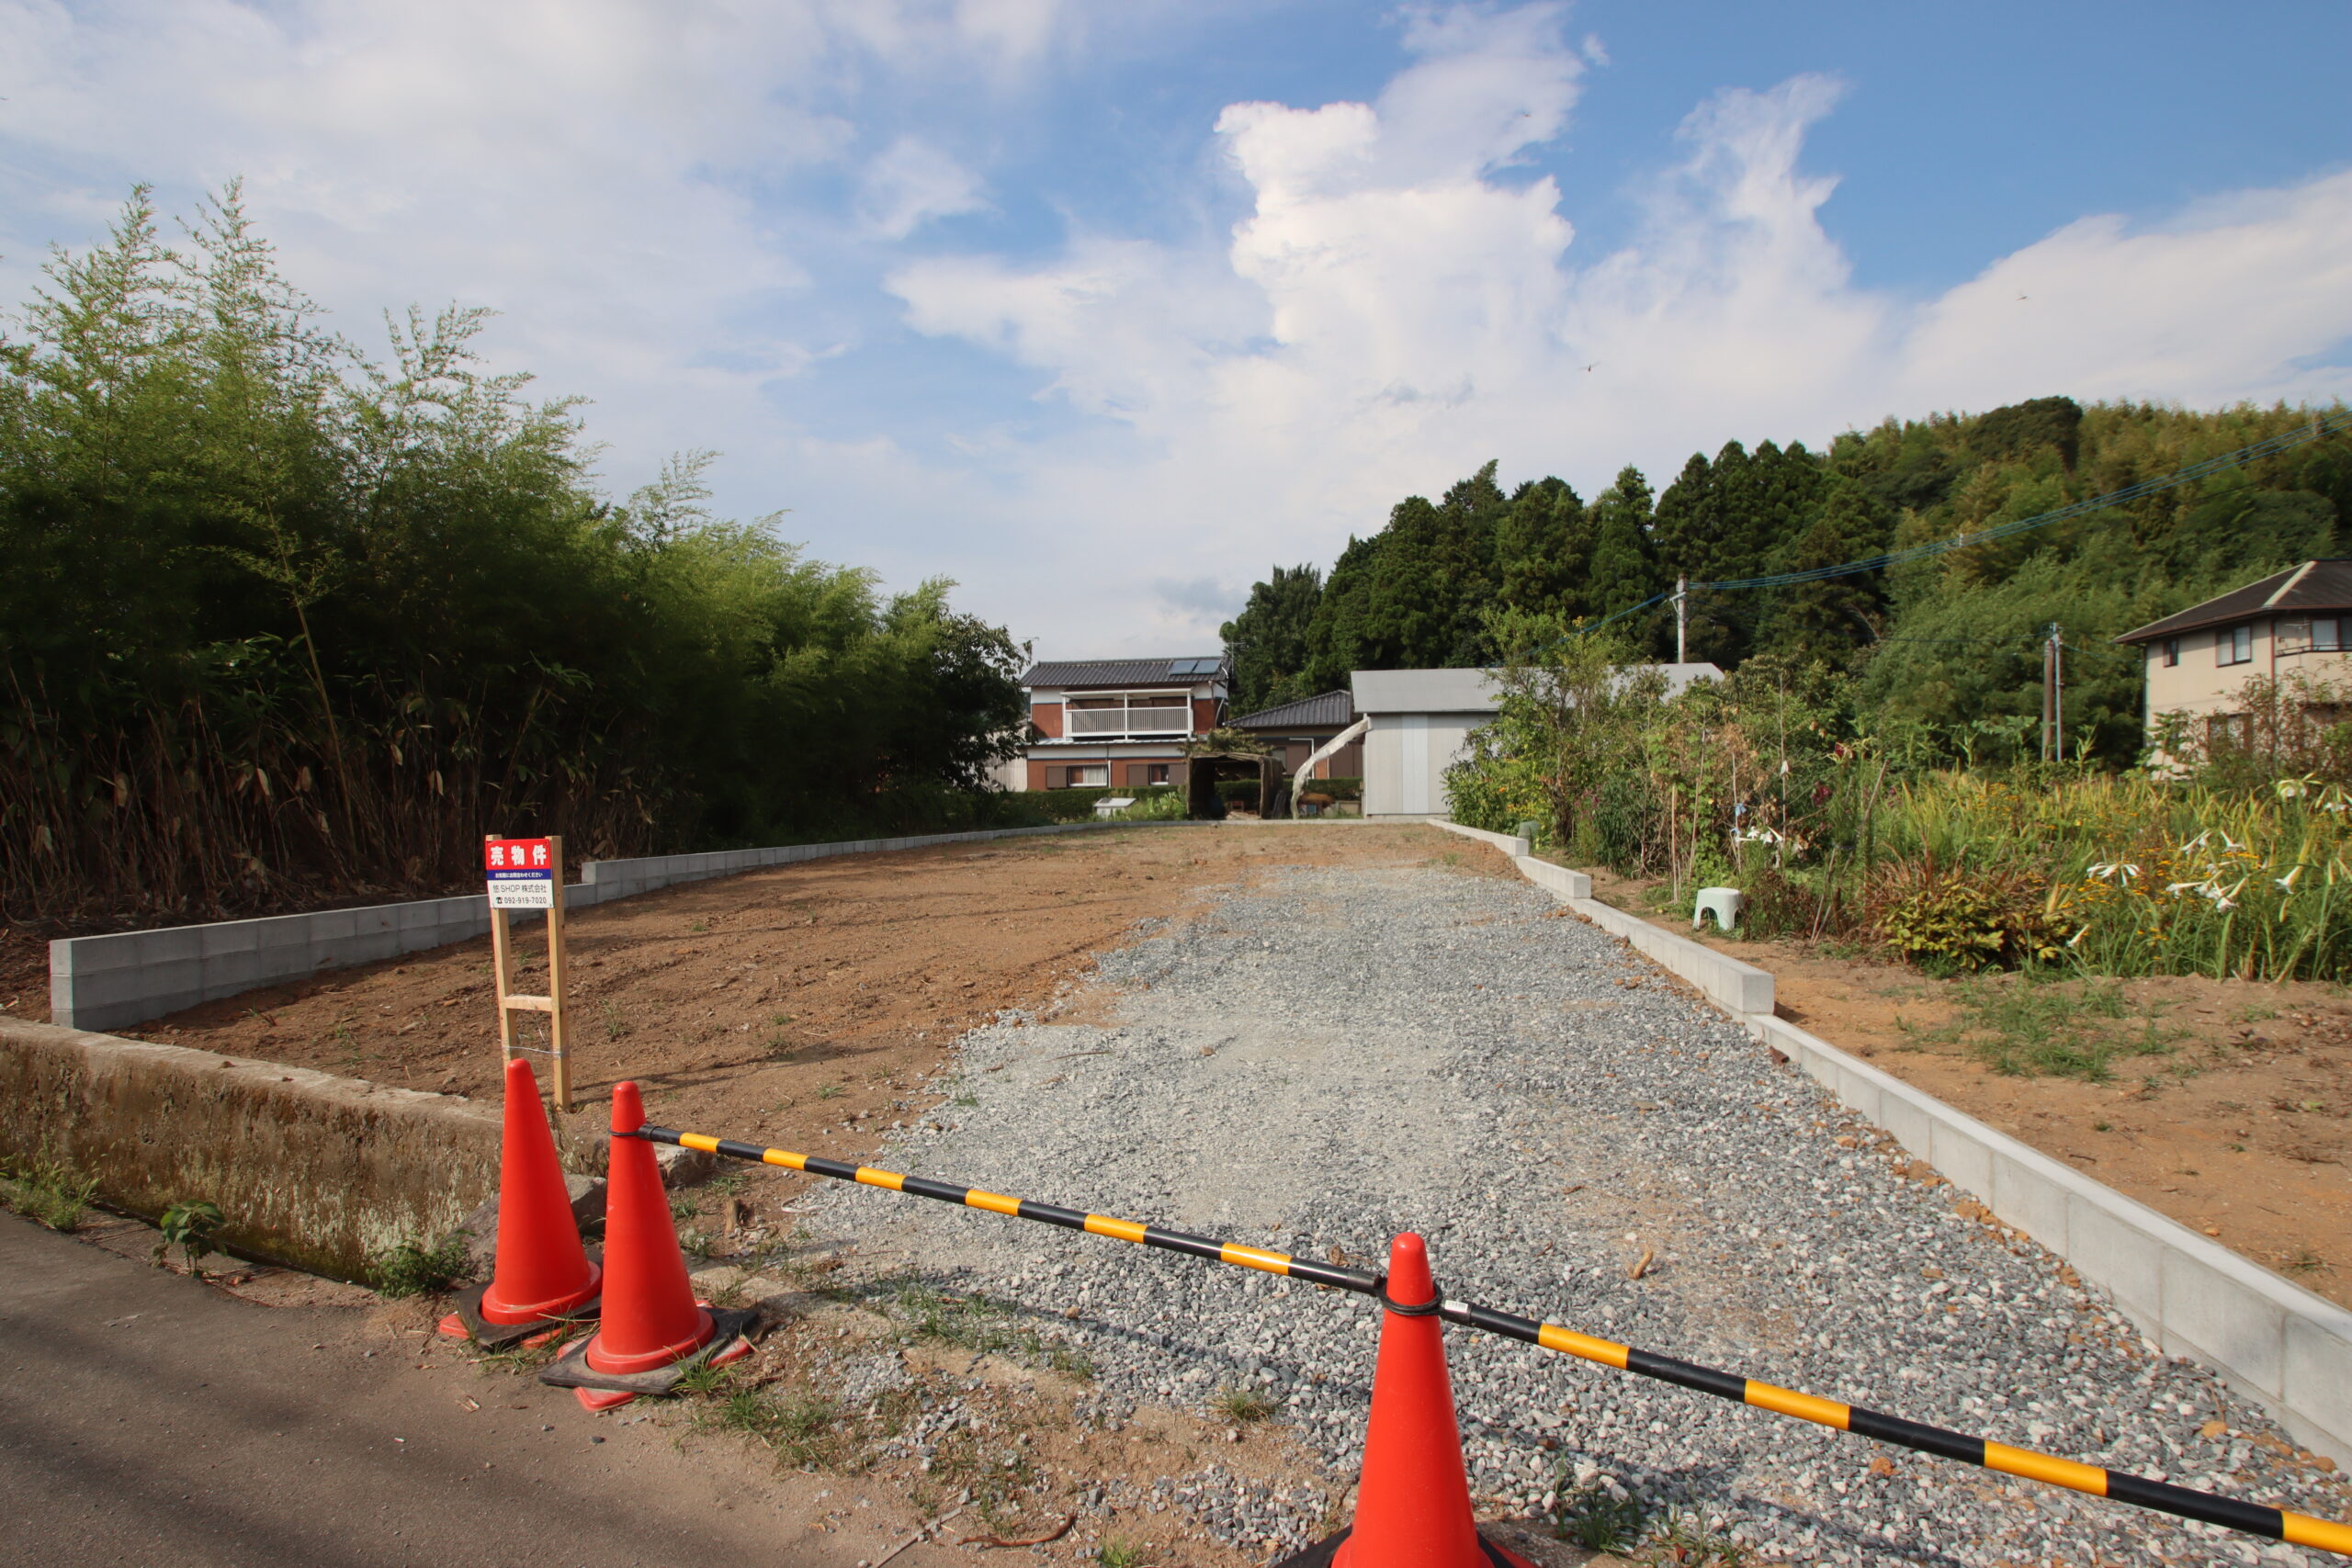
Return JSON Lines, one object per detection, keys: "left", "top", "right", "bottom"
{"left": 1583, "top": 466, "right": 1660, "bottom": 626}
{"left": 1221, "top": 564, "right": 1323, "bottom": 713}
{"left": 1495, "top": 475, "right": 1589, "bottom": 616}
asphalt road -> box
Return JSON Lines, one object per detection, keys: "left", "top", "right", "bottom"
{"left": 0, "top": 1213, "right": 880, "bottom": 1568}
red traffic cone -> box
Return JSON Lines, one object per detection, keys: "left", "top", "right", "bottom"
{"left": 437, "top": 1057, "right": 600, "bottom": 1345}
{"left": 1283, "top": 1234, "right": 1532, "bottom": 1568}
{"left": 544, "top": 1079, "right": 746, "bottom": 1410}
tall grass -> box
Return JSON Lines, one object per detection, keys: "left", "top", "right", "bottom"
{"left": 1880, "top": 773, "right": 2352, "bottom": 982}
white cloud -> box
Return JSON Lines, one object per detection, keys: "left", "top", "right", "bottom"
{"left": 859, "top": 136, "right": 990, "bottom": 239}
{"left": 888, "top": 15, "right": 2352, "bottom": 656}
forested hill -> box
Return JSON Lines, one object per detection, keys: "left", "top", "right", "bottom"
{"left": 1220, "top": 398, "right": 2352, "bottom": 759}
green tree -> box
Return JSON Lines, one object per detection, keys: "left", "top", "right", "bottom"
{"left": 1221, "top": 564, "right": 1323, "bottom": 714}
{"left": 1494, "top": 476, "right": 1589, "bottom": 616}
{"left": 1584, "top": 466, "right": 1661, "bottom": 626}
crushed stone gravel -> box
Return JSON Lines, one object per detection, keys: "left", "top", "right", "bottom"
{"left": 805, "top": 858, "right": 2352, "bottom": 1566}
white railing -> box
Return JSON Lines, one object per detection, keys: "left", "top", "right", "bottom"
{"left": 1067, "top": 705, "right": 1191, "bottom": 736}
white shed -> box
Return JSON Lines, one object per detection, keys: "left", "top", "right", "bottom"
{"left": 1351, "top": 663, "right": 1724, "bottom": 820}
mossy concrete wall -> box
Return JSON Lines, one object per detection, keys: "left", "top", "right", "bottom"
{"left": 0, "top": 1017, "right": 506, "bottom": 1282}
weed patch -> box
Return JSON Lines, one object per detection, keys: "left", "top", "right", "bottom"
{"left": 372, "top": 1233, "right": 472, "bottom": 1297}
{"left": 1939, "top": 975, "right": 2178, "bottom": 1079}
{"left": 0, "top": 1151, "right": 97, "bottom": 1232}
{"left": 1547, "top": 1482, "right": 1646, "bottom": 1553}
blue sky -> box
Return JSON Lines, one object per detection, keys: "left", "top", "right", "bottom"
{"left": 5, "top": 1, "right": 2349, "bottom": 657}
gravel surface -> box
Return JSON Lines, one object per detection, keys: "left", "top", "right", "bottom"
{"left": 807, "top": 855, "right": 2352, "bottom": 1566}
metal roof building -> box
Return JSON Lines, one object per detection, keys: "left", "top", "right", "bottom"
{"left": 1350, "top": 663, "right": 1722, "bottom": 818}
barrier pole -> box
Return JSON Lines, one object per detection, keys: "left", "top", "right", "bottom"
{"left": 628, "top": 1122, "right": 2352, "bottom": 1559}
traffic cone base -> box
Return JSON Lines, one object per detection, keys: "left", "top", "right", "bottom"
{"left": 435, "top": 1266, "right": 603, "bottom": 1348}
{"left": 570, "top": 1332, "right": 752, "bottom": 1412}
{"left": 1282, "top": 1529, "right": 1532, "bottom": 1568}
{"left": 1273, "top": 1234, "right": 1532, "bottom": 1568}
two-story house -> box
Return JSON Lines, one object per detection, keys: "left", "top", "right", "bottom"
{"left": 2118, "top": 559, "right": 2352, "bottom": 752}
{"left": 1019, "top": 657, "right": 1229, "bottom": 790}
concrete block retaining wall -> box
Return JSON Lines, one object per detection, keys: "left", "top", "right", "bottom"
{"left": 0, "top": 1017, "right": 505, "bottom": 1282}
{"left": 50, "top": 822, "right": 1110, "bottom": 1034}
{"left": 1435, "top": 817, "right": 2352, "bottom": 1467}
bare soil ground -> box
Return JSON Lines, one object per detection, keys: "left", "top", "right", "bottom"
{"left": 5, "top": 822, "right": 1610, "bottom": 1568}
{"left": 1579, "top": 863, "right": 2352, "bottom": 1309}
{"left": 45, "top": 825, "right": 1446, "bottom": 1159}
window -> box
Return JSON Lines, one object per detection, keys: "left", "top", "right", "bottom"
{"left": 2319, "top": 616, "right": 2344, "bottom": 652}
{"left": 2217, "top": 624, "right": 2253, "bottom": 666}
{"left": 2160, "top": 638, "right": 2179, "bottom": 668}
{"left": 1071, "top": 764, "right": 1107, "bottom": 787}
{"left": 2208, "top": 713, "right": 2252, "bottom": 750}
{"left": 2282, "top": 617, "right": 2344, "bottom": 654}
{"left": 1148, "top": 762, "right": 1170, "bottom": 784}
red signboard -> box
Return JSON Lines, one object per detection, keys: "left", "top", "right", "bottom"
{"left": 485, "top": 837, "right": 557, "bottom": 908}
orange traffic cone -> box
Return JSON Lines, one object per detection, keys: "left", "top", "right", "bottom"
{"left": 438, "top": 1057, "right": 601, "bottom": 1347}
{"left": 537, "top": 1080, "right": 752, "bottom": 1410}
{"left": 1283, "top": 1234, "right": 1535, "bottom": 1568}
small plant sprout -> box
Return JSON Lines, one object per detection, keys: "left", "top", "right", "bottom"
{"left": 156, "top": 1198, "right": 224, "bottom": 1279}
{"left": 1210, "top": 1384, "right": 1279, "bottom": 1425}
{"left": 1096, "top": 1538, "right": 1148, "bottom": 1568}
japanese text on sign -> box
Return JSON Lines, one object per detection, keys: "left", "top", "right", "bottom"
{"left": 485, "top": 837, "right": 557, "bottom": 908}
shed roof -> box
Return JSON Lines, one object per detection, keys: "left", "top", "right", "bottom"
{"left": 2117, "top": 561, "right": 2352, "bottom": 645}
{"left": 1022, "top": 656, "right": 1227, "bottom": 688}
{"left": 1228, "top": 690, "right": 1355, "bottom": 730}
{"left": 1349, "top": 662, "right": 1724, "bottom": 715}
{"left": 1351, "top": 668, "right": 1499, "bottom": 715}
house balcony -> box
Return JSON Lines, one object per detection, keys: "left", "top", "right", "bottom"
{"left": 1065, "top": 705, "right": 1192, "bottom": 738}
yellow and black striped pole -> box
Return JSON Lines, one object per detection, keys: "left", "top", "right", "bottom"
{"left": 631, "top": 1123, "right": 2352, "bottom": 1558}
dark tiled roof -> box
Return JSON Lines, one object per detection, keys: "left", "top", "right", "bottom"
{"left": 1022, "top": 657, "right": 1227, "bottom": 688}
{"left": 2117, "top": 561, "right": 2352, "bottom": 644}
{"left": 1229, "top": 690, "right": 1355, "bottom": 730}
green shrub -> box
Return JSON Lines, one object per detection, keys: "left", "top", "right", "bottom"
{"left": 1868, "top": 852, "right": 2062, "bottom": 970}
{"left": 373, "top": 1233, "right": 473, "bottom": 1297}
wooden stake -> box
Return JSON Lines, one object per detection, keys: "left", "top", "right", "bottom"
{"left": 545, "top": 835, "right": 571, "bottom": 1111}
{"left": 484, "top": 832, "right": 573, "bottom": 1112}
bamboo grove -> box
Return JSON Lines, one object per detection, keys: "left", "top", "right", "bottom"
{"left": 1, "top": 186, "right": 1028, "bottom": 927}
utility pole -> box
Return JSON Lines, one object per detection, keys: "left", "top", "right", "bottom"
{"left": 2053, "top": 624, "right": 2064, "bottom": 764}
{"left": 2041, "top": 626, "right": 2056, "bottom": 762}
{"left": 2040, "top": 623, "right": 2065, "bottom": 763}
{"left": 1675, "top": 576, "right": 1688, "bottom": 664}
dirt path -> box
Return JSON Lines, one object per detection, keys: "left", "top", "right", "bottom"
{"left": 1577, "top": 864, "right": 2352, "bottom": 1310}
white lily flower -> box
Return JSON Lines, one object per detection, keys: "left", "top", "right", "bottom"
{"left": 2278, "top": 866, "right": 2304, "bottom": 893}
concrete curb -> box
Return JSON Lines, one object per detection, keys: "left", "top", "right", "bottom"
{"left": 0, "top": 1016, "right": 504, "bottom": 1282}
{"left": 51, "top": 821, "right": 1116, "bottom": 1033}
{"left": 1456, "top": 836, "right": 2352, "bottom": 1467}
{"left": 1750, "top": 1010, "right": 2352, "bottom": 1467}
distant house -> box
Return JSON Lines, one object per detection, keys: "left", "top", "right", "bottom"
{"left": 1018, "top": 656, "right": 1229, "bottom": 790}
{"left": 1227, "top": 690, "right": 1363, "bottom": 781}
{"left": 2117, "top": 560, "right": 2352, "bottom": 751}
{"left": 1351, "top": 664, "right": 1724, "bottom": 819}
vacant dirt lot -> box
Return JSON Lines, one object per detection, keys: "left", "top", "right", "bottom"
{"left": 1580, "top": 863, "right": 2352, "bottom": 1309}
{"left": 92, "top": 823, "right": 1472, "bottom": 1170}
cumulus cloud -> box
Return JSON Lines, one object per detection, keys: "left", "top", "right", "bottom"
{"left": 888, "top": 11, "right": 2352, "bottom": 653}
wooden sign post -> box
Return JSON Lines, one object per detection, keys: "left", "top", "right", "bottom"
{"left": 484, "top": 834, "right": 573, "bottom": 1111}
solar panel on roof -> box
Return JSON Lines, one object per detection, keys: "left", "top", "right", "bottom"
{"left": 1168, "top": 657, "right": 1219, "bottom": 677}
